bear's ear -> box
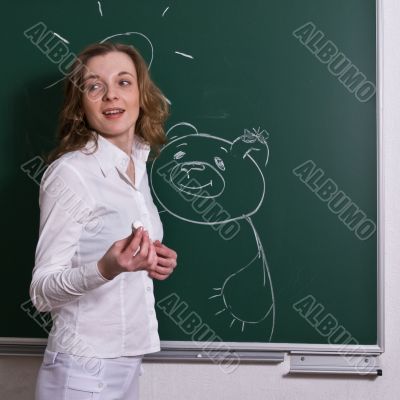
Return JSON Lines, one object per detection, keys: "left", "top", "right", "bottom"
{"left": 166, "top": 122, "right": 199, "bottom": 140}
{"left": 230, "top": 129, "right": 270, "bottom": 167}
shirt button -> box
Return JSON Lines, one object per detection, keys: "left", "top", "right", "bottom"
{"left": 146, "top": 286, "right": 151, "bottom": 292}
{"left": 98, "top": 383, "right": 103, "bottom": 388}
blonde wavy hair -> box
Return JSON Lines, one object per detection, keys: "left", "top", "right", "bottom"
{"left": 46, "top": 42, "right": 169, "bottom": 164}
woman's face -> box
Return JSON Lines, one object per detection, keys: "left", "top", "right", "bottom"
{"left": 82, "top": 51, "right": 140, "bottom": 140}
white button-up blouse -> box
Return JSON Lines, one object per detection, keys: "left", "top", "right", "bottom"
{"left": 30, "top": 132, "right": 163, "bottom": 358}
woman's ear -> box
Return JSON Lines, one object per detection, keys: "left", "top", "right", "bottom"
{"left": 230, "top": 129, "right": 270, "bottom": 168}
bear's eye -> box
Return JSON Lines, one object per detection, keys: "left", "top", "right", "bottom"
{"left": 174, "top": 151, "right": 186, "bottom": 160}
{"left": 214, "top": 157, "right": 225, "bottom": 171}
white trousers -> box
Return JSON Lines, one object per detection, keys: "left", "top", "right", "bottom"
{"left": 35, "top": 348, "right": 143, "bottom": 400}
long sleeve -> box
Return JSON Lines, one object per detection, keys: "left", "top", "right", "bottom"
{"left": 30, "top": 160, "right": 110, "bottom": 312}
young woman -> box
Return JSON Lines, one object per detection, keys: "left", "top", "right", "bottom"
{"left": 31, "top": 42, "right": 177, "bottom": 400}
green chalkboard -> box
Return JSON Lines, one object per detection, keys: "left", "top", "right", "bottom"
{"left": 1, "top": 0, "right": 381, "bottom": 355}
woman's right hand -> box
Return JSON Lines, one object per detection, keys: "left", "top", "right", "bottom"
{"left": 97, "top": 227, "right": 157, "bottom": 280}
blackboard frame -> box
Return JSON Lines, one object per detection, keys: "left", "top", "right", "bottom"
{"left": 0, "top": 0, "right": 384, "bottom": 361}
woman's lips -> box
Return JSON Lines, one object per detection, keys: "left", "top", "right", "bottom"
{"left": 102, "top": 108, "right": 125, "bottom": 119}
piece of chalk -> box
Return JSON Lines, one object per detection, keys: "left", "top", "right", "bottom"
{"left": 131, "top": 221, "right": 144, "bottom": 231}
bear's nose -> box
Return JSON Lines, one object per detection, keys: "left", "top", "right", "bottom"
{"left": 181, "top": 163, "right": 206, "bottom": 176}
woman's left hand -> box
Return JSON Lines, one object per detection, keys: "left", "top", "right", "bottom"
{"left": 149, "top": 240, "right": 178, "bottom": 280}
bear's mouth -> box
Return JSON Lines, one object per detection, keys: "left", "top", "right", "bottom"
{"left": 169, "top": 162, "right": 224, "bottom": 198}
{"left": 179, "top": 180, "right": 213, "bottom": 190}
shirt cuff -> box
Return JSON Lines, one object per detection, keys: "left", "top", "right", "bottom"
{"left": 82, "top": 261, "right": 112, "bottom": 291}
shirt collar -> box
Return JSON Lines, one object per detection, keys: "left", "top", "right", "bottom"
{"left": 83, "top": 131, "right": 151, "bottom": 179}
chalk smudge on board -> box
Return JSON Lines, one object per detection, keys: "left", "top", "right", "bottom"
{"left": 44, "top": 77, "right": 65, "bottom": 90}
{"left": 162, "top": 6, "right": 170, "bottom": 17}
{"left": 53, "top": 32, "right": 69, "bottom": 44}
{"left": 174, "top": 51, "right": 194, "bottom": 60}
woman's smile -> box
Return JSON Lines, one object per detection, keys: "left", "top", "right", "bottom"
{"left": 102, "top": 107, "right": 126, "bottom": 119}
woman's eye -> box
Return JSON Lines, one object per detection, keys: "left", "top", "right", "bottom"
{"left": 119, "top": 80, "right": 131, "bottom": 87}
{"left": 86, "top": 82, "right": 103, "bottom": 93}
{"left": 214, "top": 156, "right": 225, "bottom": 171}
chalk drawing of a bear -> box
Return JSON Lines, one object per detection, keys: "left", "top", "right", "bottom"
{"left": 150, "top": 122, "right": 275, "bottom": 341}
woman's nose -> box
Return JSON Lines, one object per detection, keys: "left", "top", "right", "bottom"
{"left": 103, "top": 85, "right": 118, "bottom": 101}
